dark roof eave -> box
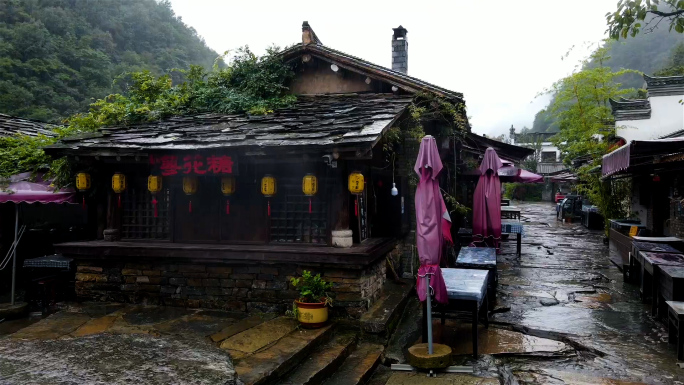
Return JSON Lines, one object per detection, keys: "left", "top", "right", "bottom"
{"left": 281, "top": 44, "right": 464, "bottom": 100}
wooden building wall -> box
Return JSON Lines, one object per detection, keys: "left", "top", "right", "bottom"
{"left": 289, "top": 57, "right": 394, "bottom": 95}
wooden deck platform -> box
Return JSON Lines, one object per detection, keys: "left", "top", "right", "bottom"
{"left": 54, "top": 238, "right": 397, "bottom": 270}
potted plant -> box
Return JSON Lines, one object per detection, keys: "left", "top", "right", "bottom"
{"left": 290, "top": 270, "right": 333, "bottom": 328}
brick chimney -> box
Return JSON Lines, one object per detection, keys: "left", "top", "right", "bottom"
{"left": 392, "top": 26, "right": 408, "bottom": 74}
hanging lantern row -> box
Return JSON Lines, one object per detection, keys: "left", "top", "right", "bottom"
{"left": 302, "top": 173, "right": 318, "bottom": 214}
{"left": 261, "top": 175, "right": 276, "bottom": 216}
{"left": 75, "top": 172, "right": 91, "bottom": 209}
{"left": 221, "top": 176, "right": 236, "bottom": 215}
{"left": 78, "top": 172, "right": 343, "bottom": 218}
{"left": 348, "top": 172, "right": 365, "bottom": 216}
{"left": 112, "top": 173, "right": 126, "bottom": 208}
{"left": 183, "top": 176, "right": 198, "bottom": 213}
{"left": 148, "top": 175, "right": 162, "bottom": 217}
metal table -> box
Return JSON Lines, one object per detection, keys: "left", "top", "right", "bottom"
{"left": 502, "top": 222, "right": 524, "bottom": 257}
{"left": 501, "top": 206, "right": 521, "bottom": 221}
{"left": 425, "top": 268, "right": 489, "bottom": 358}
{"left": 630, "top": 241, "right": 681, "bottom": 285}
{"left": 455, "top": 247, "right": 497, "bottom": 299}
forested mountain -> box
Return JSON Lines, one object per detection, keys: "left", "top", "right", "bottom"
{"left": 0, "top": 0, "right": 220, "bottom": 122}
{"left": 532, "top": 26, "right": 684, "bottom": 133}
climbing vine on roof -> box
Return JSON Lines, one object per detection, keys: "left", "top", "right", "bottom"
{"left": 0, "top": 46, "right": 296, "bottom": 185}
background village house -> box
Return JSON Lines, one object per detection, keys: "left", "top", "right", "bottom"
{"left": 41, "top": 23, "right": 448, "bottom": 317}
{"left": 603, "top": 74, "right": 684, "bottom": 269}
{"left": 43, "top": 22, "right": 533, "bottom": 317}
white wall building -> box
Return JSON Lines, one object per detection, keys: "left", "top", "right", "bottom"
{"left": 508, "top": 127, "right": 561, "bottom": 163}
{"left": 611, "top": 75, "right": 684, "bottom": 142}
{"left": 610, "top": 75, "right": 684, "bottom": 226}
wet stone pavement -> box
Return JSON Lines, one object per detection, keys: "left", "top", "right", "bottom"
{"left": 0, "top": 303, "right": 245, "bottom": 384}
{"left": 381, "top": 201, "right": 684, "bottom": 385}
{"left": 2, "top": 201, "right": 684, "bottom": 385}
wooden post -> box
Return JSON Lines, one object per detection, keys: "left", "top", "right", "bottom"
{"left": 331, "top": 163, "right": 349, "bottom": 231}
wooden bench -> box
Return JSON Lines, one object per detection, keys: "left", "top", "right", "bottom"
{"left": 657, "top": 266, "right": 684, "bottom": 319}
{"left": 630, "top": 241, "right": 681, "bottom": 285}
{"left": 667, "top": 301, "right": 684, "bottom": 361}
{"left": 423, "top": 268, "right": 489, "bottom": 358}
{"left": 455, "top": 247, "right": 497, "bottom": 301}
{"left": 501, "top": 206, "right": 521, "bottom": 221}
{"left": 639, "top": 252, "right": 684, "bottom": 315}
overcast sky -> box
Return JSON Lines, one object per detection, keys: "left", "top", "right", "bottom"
{"left": 168, "top": 0, "right": 618, "bottom": 136}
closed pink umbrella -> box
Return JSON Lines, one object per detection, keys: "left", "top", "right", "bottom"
{"left": 414, "top": 136, "right": 451, "bottom": 355}
{"left": 472, "top": 148, "right": 503, "bottom": 250}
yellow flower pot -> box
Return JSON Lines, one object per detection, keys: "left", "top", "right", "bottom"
{"left": 295, "top": 300, "right": 329, "bottom": 328}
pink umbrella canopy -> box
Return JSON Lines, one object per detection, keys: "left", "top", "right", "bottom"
{"left": 472, "top": 148, "right": 503, "bottom": 250}
{"left": 498, "top": 166, "right": 544, "bottom": 183}
{"left": 0, "top": 173, "right": 75, "bottom": 204}
{"left": 414, "top": 136, "right": 450, "bottom": 304}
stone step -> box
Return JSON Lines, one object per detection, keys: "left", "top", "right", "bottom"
{"left": 276, "top": 332, "right": 357, "bottom": 385}
{"left": 360, "top": 280, "right": 413, "bottom": 338}
{"left": 322, "top": 343, "right": 384, "bottom": 385}
{"left": 235, "top": 323, "right": 335, "bottom": 385}
{"left": 220, "top": 316, "right": 299, "bottom": 359}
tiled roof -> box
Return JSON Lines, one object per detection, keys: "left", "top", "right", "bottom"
{"left": 462, "top": 133, "right": 535, "bottom": 163}
{"left": 45, "top": 94, "right": 413, "bottom": 157}
{"left": 537, "top": 162, "right": 568, "bottom": 175}
{"left": 644, "top": 74, "right": 684, "bottom": 97}
{"left": 609, "top": 98, "right": 651, "bottom": 121}
{"left": 281, "top": 43, "right": 463, "bottom": 101}
{"left": 0, "top": 113, "right": 58, "bottom": 138}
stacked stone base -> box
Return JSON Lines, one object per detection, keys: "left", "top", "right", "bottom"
{"left": 74, "top": 257, "right": 387, "bottom": 319}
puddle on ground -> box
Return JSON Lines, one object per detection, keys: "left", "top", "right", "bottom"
{"left": 420, "top": 320, "right": 568, "bottom": 357}
{"left": 521, "top": 369, "right": 650, "bottom": 384}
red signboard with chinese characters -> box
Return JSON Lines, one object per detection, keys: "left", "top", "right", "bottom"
{"left": 149, "top": 154, "right": 237, "bottom": 176}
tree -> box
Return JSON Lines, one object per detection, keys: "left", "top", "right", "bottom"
{"left": 654, "top": 41, "right": 684, "bottom": 75}
{"left": 545, "top": 46, "right": 638, "bottom": 229}
{"left": 0, "top": 0, "right": 220, "bottom": 122}
{"left": 0, "top": 47, "right": 295, "bottom": 185}
{"left": 607, "top": 0, "right": 684, "bottom": 39}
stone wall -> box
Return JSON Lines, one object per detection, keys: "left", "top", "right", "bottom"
{"left": 74, "top": 257, "right": 387, "bottom": 319}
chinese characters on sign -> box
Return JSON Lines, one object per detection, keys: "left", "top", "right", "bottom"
{"left": 149, "top": 154, "right": 236, "bottom": 177}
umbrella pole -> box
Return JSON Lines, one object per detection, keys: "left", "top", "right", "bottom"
{"left": 426, "top": 274, "right": 433, "bottom": 355}
{"left": 10, "top": 204, "right": 17, "bottom": 306}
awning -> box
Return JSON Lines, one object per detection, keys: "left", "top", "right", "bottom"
{"left": 549, "top": 172, "right": 577, "bottom": 183}
{"left": 498, "top": 166, "right": 544, "bottom": 183}
{"left": 602, "top": 138, "right": 684, "bottom": 177}
{"left": 0, "top": 172, "right": 75, "bottom": 204}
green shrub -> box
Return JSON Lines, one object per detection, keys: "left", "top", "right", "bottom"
{"left": 503, "top": 183, "right": 543, "bottom": 201}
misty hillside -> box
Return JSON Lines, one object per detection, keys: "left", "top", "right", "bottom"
{"left": 0, "top": 0, "right": 220, "bottom": 122}
{"left": 532, "top": 26, "right": 684, "bottom": 133}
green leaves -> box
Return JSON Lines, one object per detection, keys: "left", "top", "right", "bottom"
{"left": 1, "top": 46, "right": 295, "bottom": 187}
{"left": 290, "top": 270, "right": 334, "bottom": 304}
{"left": 608, "top": 0, "right": 684, "bottom": 40}
{"left": 0, "top": 0, "right": 221, "bottom": 122}
{"left": 544, "top": 45, "right": 638, "bottom": 229}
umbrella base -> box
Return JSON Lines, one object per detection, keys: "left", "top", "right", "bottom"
{"left": 407, "top": 343, "right": 453, "bottom": 369}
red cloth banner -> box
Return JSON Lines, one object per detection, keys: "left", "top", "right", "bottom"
{"left": 150, "top": 154, "right": 236, "bottom": 177}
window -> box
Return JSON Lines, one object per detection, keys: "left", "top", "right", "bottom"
{"left": 270, "top": 177, "right": 328, "bottom": 244}
{"left": 121, "top": 178, "right": 171, "bottom": 240}
{"left": 541, "top": 151, "right": 556, "bottom": 162}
